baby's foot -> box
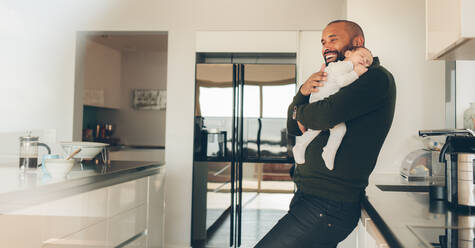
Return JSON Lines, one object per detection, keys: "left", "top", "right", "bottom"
{"left": 322, "top": 147, "right": 336, "bottom": 170}
{"left": 292, "top": 144, "right": 306, "bottom": 164}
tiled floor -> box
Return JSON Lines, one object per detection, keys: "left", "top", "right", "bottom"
{"left": 206, "top": 193, "right": 293, "bottom": 248}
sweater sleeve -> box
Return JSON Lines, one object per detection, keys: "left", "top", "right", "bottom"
{"left": 286, "top": 87, "right": 310, "bottom": 136}
{"left": 295, "top": 68, "right": 391, "bottom": 130}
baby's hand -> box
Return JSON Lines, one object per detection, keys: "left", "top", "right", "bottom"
{"left": 358, "top": 48, "right": 373, "bottom": 67}
{"left": 346, "top": 47, "right": 373, "bottom": 68}
{"left": 354, "top": 64, "right": 368, "bottom": 76}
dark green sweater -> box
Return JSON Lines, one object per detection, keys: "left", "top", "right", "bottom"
{"left": 287, "top": 57, "right": 396, "bottom": 202}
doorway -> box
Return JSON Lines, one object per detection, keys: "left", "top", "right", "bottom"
{"left": 73, "top": 31, "right": 168, "bottom": 162}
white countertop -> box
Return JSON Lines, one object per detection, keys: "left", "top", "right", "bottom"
{"left": 0, "top": 161, "right": 164, "bottom": 214}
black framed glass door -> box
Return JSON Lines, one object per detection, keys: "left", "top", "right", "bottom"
{"left": 192, "top": 62, "right": 296, "bottom": 248}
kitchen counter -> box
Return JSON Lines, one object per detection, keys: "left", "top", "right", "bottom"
{"left": 0, "top": 161, "right": 164, "bottom": 214}
{"left": 0, "top": 160, "right": 166, "bottom": 247}
{"left": 364, "top": 174, "right": 458, "bottom": 248}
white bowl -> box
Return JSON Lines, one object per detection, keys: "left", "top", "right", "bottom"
{"left": 44, "top": 159, "right": 75, "bottom": 178}
{"left": 60, "top": 142, "right": 109, "bottom": 160}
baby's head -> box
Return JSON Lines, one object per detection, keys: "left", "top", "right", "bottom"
{"left": 344, "top": 47, "right": 373, "bottom": 67}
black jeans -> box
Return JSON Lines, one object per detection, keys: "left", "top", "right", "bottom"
{"left": 254, "top": 191, "right": 360, "bottom": 248}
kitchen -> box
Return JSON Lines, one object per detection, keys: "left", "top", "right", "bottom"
{"left": 0, "top": 0, "right": 474, "bottom": 248}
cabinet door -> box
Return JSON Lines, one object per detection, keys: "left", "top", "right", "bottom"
{"left": 147, "top": 172, "right": 166, "bottom": 248}
{"left": 426, "top": 0, "right": 461, "bottom": 59}
{"left": 108, "top": 204, "right": 147, "bottom": 246}
{"left": 361, "top": 209, "right": 389, "bottom": 248}
{"left": 107, "top": 177, "right": 148, "bottom": 217}
{"left": 3, "top": 187, "right": 108, "bottom": 248}
{"left": 357, "top": 219, "right": 366, "bottom": 248}
{"left": 82, "top": 38, "right": 121, "bottom": 109}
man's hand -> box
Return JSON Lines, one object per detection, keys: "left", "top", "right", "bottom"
{"left": 297, "top": 120, "right": 307, "bottom": 133}
{"left": 300, "top": 64, "right": 327, "bottom": 96}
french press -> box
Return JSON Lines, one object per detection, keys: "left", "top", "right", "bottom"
{"left": 19, "top": 132, "right": 51, "bottom": 170}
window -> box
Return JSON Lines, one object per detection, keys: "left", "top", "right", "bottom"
{"left": 199, "top": 87, "right": 233, "bottom": 117}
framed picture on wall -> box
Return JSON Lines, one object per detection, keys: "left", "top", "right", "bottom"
{"left": 133, "top": 89, "right": 166, "bottom": 110}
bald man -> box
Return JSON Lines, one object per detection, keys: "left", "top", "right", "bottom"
{"left": 255, "top": 20, "right": 396, "bottom": 248}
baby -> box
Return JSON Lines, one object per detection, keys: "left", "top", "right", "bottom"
{"left": 293, "top": 47, "right": 373, "bottom": 170}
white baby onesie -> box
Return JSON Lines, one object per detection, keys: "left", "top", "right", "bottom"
{"left": 293, "top": 60, "right": 359, "bottom": 170}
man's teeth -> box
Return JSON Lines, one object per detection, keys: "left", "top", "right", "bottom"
{"left": 326, "top": 54, "right": 336, "bottom": 60}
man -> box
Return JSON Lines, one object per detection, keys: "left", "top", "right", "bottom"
{"left": 255, "top": 20, "right": 396, "bottom": 248}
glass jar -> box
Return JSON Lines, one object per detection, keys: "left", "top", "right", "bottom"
{"left": 19, "top": 132, "right": 51, "bottom": 170}
{"left": 463, "top": 102, "right": 475, "bottom": 131}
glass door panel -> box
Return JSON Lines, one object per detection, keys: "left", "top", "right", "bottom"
{"left": 192, "top": 64, "right": 234, "bottom": 247}
{"left": 237, "top": 64, "right": 296, "bottom": 247}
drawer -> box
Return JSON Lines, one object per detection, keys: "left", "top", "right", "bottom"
{"left": 43, "top": 219, "right": 109, "bottom": 247}
{"left": 45, "top": 204, "right": 147, "bottom": 248}
{"left": 108, "top": 204, "right": 147, "bottom": 246}
{"left": 107, "top": 177, "right": 147, "bottom": 217}
{"left": 5, "top": 187, "right": 108, "bottom": 247}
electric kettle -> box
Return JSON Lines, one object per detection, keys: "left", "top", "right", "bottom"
{"left": 439, "top": 135, "right": 475, "bottom": 210}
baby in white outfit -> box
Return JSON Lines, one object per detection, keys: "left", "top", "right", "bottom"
{"left": 293, "top": 47, "right": 373, "bottom": 170}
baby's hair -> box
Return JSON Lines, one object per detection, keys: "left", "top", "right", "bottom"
{"left": 349, "top": 46, "right": 364, "bottom": 51}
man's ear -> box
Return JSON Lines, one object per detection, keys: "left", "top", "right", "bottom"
{"left": 352, "top": 35, "right": 364, "bottom": 47}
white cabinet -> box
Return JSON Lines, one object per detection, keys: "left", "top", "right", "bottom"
{"left": 2, "top": 172, "right": 166, "bottom": 248}
{"left": 426, "top": 0, "right": 475, "bottom": 60}
{"left": 80, "top": 38, "right": 121, "bottom": 109}
{"left": 356, "top": 208, "right": 389, "bottom": 248}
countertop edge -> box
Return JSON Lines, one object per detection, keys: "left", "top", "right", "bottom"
{"left": 362, "top": 195, "right": 404, "bottom": 248}
{"left": 0, "top": 162, "right": 165, "bottom": 214}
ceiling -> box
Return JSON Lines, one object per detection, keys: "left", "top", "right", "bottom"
{"left": 83, "top": 32, "right": 168, "bottom": 52}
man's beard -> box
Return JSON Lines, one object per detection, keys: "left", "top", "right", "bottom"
{"left": 324, "top": 44, "right": 353, "bottom": 66}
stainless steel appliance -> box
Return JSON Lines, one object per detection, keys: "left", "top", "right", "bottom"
{"left": 192, "top": 59, "right": 296, "bottom": 247}
{"left": 418, "top": 129, "right": 475, "bottom": 203}
{"left": 439, "top": 135, "right": 475, "bottom": 209}
{"left": 400, "top": 149, "right": 432, "bottom": 181}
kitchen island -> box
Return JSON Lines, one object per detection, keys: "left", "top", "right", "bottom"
{"left": 0, "top": 161, "right": 165, "bottom": 247}
{"left": 363, "top": 174, "right": 464, "bottom": 248}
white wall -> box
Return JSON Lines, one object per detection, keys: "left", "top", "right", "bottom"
{"left": 347, "top": 0, "right": 446, "bottom": 174}
{"left": 117, "top": 50, "right": 167, "bottom": 146}
{"left": 456, "top": 61, "right": 475, "bottom": 128}
{"left": 0, "top": 1, "right": 347, "bottom": 247}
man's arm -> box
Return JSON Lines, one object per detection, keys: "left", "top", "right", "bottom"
{"left": 287, "top": 89, "right": 310, "bottom": 136}
{"left": 287, "top": 65, "right": 327, "bottom": 135}
{"left": 295, "top": 68, "right": 391, "bottom": 130}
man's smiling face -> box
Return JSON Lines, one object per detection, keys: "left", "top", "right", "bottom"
{"left": 321, "top": 22, "right": 353, "bottom": 65}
